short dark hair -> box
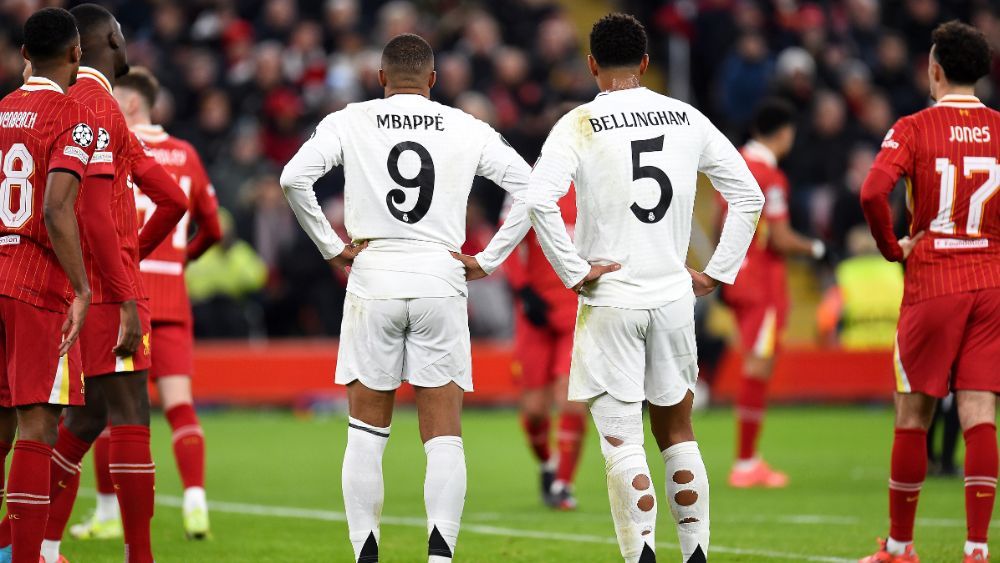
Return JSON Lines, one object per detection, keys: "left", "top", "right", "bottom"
{"left": 69, "top": 3, "right": 115, "bottom": 42}
{"left": 751, "top": 98, "right": 797, "bottom": 138}
{"left": 23, "top": 7, "right": 78, "bottom": 62}
{"left": 381, "top": 33, "right": 434, "bottom": 78}
{"left": 932, "top": 20, "right": 992, "bottom": 85}
{"left": 590, "top": 13, "right": 647, "bottom": 68}
{"left": 116, "top": 67, "right": 159, "bottom": 108}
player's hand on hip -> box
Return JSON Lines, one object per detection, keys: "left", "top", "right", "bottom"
{"left": 688, "top": 267, "right": 720, "bottom": 297}
{"left": 59, "top": 290, "right": 91, "bottom": 357}
{"left": 450, "top": 252, "right": 488, "bottom": 281}
{"left": 898, "top": 230, "right": 925, "bottom": 261}
{"left": 113, "top": 299, "right": 141, "bottom": 357}
{"left": 330, "top": 241, "right": 368, "bottom": 272}
{"left": 573, "top": 262, "right": 621, "bottom": 293}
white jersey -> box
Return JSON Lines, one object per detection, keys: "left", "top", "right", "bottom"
{"left": 526, "top": 87, "right": 764, "bottom": 309}
{"left": 280, "top": 93, "right": 538, "bottom": 299}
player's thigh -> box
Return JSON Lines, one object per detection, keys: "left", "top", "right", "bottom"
{"left": 404, "top": 296, "right": 472, "bottom": 391}
{"left": 1, "top": 296, "right": 84, "bottom": 409}
{"left": 414, "top": 381, "right": 464, "bottom": 442}
{"left": 99, "top": 370, "right": 152, "bottom": 427}
{"left": 149, "top": 321, "right": 194, "bottom": 382}
{"left": 335, "top": 293, "right": 408, "bottom": 391}
{"left": 569, "top": 304, "right": 649, "bottom": 404}
{"left": 645, "top": 293, "right": 699, "bottom": 408}
{"left": 80, "top": 301, "right": 152, "bottom": 377}
{"left": 895, "top": 293, "right": 975, "bottom": 398}
{"left": 513, "top": 315, "right": 556, "bottom": 393}
{"left": 954, "top": 288, "right": 1000, "bottom": 395}
{"left": 733, "top": 301, "right": 781, "bottom": 361}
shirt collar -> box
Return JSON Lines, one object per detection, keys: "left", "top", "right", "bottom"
{"left": 131, "top": 123, "right": 168, "bottom": 143}
{"left": 935, "top": 94, "right": 985, "bottom": 108}
{"left": 743, "top": 139, "right": 778, "bottom": 167}
{"left": 77, "top": 66, "right": 113, "bottom": 94}
{"left": 19, "top": 76, "right": 63, "bottom": 94}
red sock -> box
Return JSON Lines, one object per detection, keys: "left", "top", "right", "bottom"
{"left": 7, "top": 440, "right": 52, "bottom": 563}
{"left": 520, "top": 413, "right": 551, "bottom": 464}
{"left": 736, "top": 376, "right": 768, "bottom": 461}
{"left": 888, "top": 427, "right": 927, "bottom": 543}
{"left": 109, "top": 425, "right": 155, "bottom": 563}
{"left": 0, "top": 440, "right": 11, "bottom": 513}
{"left": 166, "top": 404, "right": 205, "bottom": 489}
{"left": 44, "top": 423, "right": 92, "bottom": 542}
{"left": 555, "top": 412, "right": 585, "bottom": 484}
{"left": 93, "top": 426, "right": 114, "bottom": 495}
{"left": 964, "top": 423, "right": 998, "bottom": 543}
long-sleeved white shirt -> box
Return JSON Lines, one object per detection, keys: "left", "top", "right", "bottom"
{"left": 279, "top": 93, "right": 537, "bottom": 298}
{"left": 525, "top": 87, "right": 764, "bottom": 309}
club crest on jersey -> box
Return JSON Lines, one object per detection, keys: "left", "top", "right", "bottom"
{"left": 72, "top": 123, "right": 94, "bottom": 147}
{"left": 881, "top": 128, "right": 899, "bottom": 149}
{"left": 96, "top": 127, "right": 110, "bottom": 151}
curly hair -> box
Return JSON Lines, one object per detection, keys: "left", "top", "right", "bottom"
{"left": 23, "top": 7, "right": 78, "bottom": 63}
{"left": 932, "top": 21, "right": 992, "bottom": 85}
{"left": 590, "top": 13, "right": 647, "bottom": 68}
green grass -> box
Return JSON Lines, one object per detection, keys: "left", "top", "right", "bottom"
{"left": 58, "top": 406, "right": 980, "bottom": 562}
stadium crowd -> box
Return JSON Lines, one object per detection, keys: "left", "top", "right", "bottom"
{"left": 0, "top": 0, "right": 997, "bottom": 339}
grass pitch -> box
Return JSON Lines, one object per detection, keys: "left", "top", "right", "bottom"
{"left": 59, "top": 406, "right": 979, "bottom": 562}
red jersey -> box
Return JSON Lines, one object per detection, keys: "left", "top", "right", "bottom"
{"left": 867, "top": 94, "right": 1000, "bottom": 305}
{"left": 70, "top": 67, "right": 161, "bottom": 305}
{"left": 132, "top": 124, "right": 219, "bottom": 322}
{"left": 0, "top": 77, "right": 96, "bottom": 312}
{"left": 721, "top": 141, "right": 789, "bottom": 306}
{"left": 503, "top": 185, "right": 578, "bottom": 324}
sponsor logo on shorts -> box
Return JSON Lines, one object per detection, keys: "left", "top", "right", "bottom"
{"left": 0, "top": 235, "right": 20, "bottom": 246}
{"left": 934, "top": 238, "right": 989, "bottom": 250}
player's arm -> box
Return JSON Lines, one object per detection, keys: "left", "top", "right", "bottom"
{"left": 860, "top": 118, "right": 919, "bottom": 262}
{"left": 279, "top": 113, "right": 363, "bottom": 270}
{"left": 523, "top": 114, "right": 615, "bottom": 290}
{"left": 131, "top": 137, "right": 187, "bottom": 259}
{"left": 78, "top": 173, "right": 135, "bottom": 302}
{"left": 186, "top": 155, "right": 222, "bottom": 260}
{"left": 697, "top": 113, "right": 766, "bottom": 293}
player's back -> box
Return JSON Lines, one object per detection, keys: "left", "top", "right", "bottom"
{"left": 0, "top": 79, "right": 93, "bottom": 311}
{"left": 890, "top": 95, "right": 1000, "bottom": 303}
{"left": 332, "top": 94, "right": 507, "bottom": 296}
{"left": 553, "top": 87, "right": 737, "bottom": 308}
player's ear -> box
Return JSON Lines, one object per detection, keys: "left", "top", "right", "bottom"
{"left": 427, "top": 70, "right": 437, "bottom": 89}
{"left": 377, "top": 68, "right": 387, "bottom": 89}
{"left": 587, "top": 55, "right": 599, "bottom": 77}
{"left": 108, "top": 29, "right": 120, "bottom": 51}
{"left": 638, "top": 54, "right": 649, "bottom": 76}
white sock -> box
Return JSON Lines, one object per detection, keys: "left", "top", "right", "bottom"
{"left": 95, "top": 492, "right": 120, "bottom": 521}
{"left": 733, "top": 456, "right": 759, "bottom": 472}
{"left": 590, "top": 395, "right": 655, "bottom": 563}
{"left": 343, "top": 417, "right": 390, "bottom": 562}
{"left": 424, "top": 435, "right": 466, "bottom": 561}
{"left": 41, "top": 539, "right": 60, "bottom": 563}
{"left": 183, "top": 486, "right": 207, "bottom": 513}
{"left": 965, "top": 540, "right": 988, "bottom": 556}
{"left": 886, "top": 537, "right": 912, "bottom": 555}
{"left": 663, "top": 441, "right": 710, "bottom": 562}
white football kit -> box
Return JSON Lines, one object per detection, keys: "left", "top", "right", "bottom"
{"left": 280, "top": 93, "right": 543, "bottom": 391}
{"left": 525, "top": 87, "right": 764, "bottom": 405}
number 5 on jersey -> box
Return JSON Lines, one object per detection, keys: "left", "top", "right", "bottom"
{"left": 630, "top": 135, "right": 673, "bottom": 224}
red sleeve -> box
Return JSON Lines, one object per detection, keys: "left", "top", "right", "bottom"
{"left": 78, "top": 174, "right": 135, "bottom": 302}
{"left": 860, "top": 166, "right": 904, "bottom": 262}
{"left": 871, "top": 116, "right": 917, "bottom": 183}
{"left": 186, "top": 156, "right": 221, "bottom": 260}
{"left": 130, "top": 136, "right": 187, "bottom": 259}
{"left": 47, "top": 113, "right": 96, "bottom": 179}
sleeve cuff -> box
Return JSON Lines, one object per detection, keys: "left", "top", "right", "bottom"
{"left": 473, "top": 252, "right": 498, "bottom": 276}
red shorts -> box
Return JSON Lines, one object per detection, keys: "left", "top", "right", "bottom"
{"left": 149, "top": 320, "right": 193, "bottom": 380}
{"left": 894, "top": 288, "right": 1000, "bottom": 398}
{"left": 729, "top": 300, "right": 788, "bottom": 360}
{"left": 79, "top": 300, "right": 152, "bottom": 377}
{"left": 0, "top": 296, "right": 83, "bottom": 407}
{"left": 512, "top": 314, "right": 574, "bottom": 390}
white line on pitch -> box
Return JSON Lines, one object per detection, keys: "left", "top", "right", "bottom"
{"left": 143, "top": 492, "right": 854, "bottom": 562}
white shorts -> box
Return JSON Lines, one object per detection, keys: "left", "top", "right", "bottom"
{"left": 336, "top": 292, "right": 472, "bottom": 391}
{"left": 569, "top": 292, "right": 698, "bottom": 406}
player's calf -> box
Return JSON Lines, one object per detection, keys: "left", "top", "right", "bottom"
{"left": 343, "top": 417, "right": 390, "bottom": 563}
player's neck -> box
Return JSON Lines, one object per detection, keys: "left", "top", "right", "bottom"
{"left": 596, "top": 71, "right": 642, "bottom": 93}
{"left": 384, "top": 87, "right": 429, "bottom": 98}
{"left": 934, "top": 83, "right": 977, "bottom": 101}
{"left": 31, "top": 67, "right": 71, "bottom": 93}
{"left": 79, "top": 58, "right": 115, "bottom": 87}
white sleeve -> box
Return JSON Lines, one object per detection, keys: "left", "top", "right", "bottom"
{"left": 523, "top": 115, "right": 591, "bottom": 287}
{"left": 279, "top": 113, "right": 348, "bottom": 260}
{"left": 697, "top": 114, "right": 764, "bottom": 284}
{"left": 472, "top": 129, "right": 533, "bottom": 274}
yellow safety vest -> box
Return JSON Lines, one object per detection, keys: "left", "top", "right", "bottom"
{"left": 836, "top": 255, "right": 904, "bottom": 350}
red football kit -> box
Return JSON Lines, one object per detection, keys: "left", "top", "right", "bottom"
{"left": 862, "top": 94, "right": 1000, "bottom": 397}
{"left": 132, "top": 124, "right": 220, "bottom": 379}
{"left": 504, "top": 186, "right": 578, "bottom": 389}
{"left": 720, "top": 141, "right": 790, "bottom": 359}
{"left": 0, "top": 77, "right": 94, "bottom": 407}
{"left": 69, "top": 67, "right": 186, "bottom": 377}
